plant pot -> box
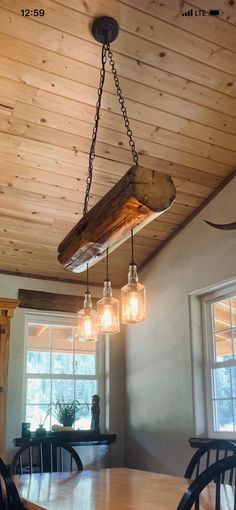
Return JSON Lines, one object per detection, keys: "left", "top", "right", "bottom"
{"left": 35, "top": 425, "right": 47, "bottom": 437}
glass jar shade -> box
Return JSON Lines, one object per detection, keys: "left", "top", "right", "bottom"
{"left": 97, "top": 280, "right": 120, "bottom": 334}
{"left": 121, "top": 263, "right": 146, "bottom": 324}
{"left": 77, "top": 291, "right": 100, "bottom": 341}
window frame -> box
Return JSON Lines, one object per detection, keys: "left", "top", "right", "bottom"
{"left": 202, "top": 284, "right": 236, "bottom": 438}
{"left": 23, "top": 311, "right": 105, "bottom": 431}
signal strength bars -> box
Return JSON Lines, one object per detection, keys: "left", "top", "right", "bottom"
{"left": 182, "top": 9, "right": 222, "bottom": 16}
{"left": 182, "top": 9, "right": 193, "bottom": 16}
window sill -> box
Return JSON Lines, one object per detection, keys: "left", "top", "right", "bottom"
{"left": 189, "top": 436, "right": 236, "bottom": 449}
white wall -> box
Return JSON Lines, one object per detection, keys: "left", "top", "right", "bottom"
{"left": 0, "top": 274, "right": 124, "bottom": 467}
{"left": 124, "top": 177, "right": 236, "bottom": 476}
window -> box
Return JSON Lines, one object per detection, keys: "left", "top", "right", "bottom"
{"left": 203, "top": 286, "right": 236, "bottom": 437}
{"left": 24, "top": 313, "right": 104, "bottom": 431}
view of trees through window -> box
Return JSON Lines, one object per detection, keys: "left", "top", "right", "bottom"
{"left": 210, "top": 296, "right": 236, "bottom": 432}
{"left": 25, "top": 317, "right": 99, "bottom": 431}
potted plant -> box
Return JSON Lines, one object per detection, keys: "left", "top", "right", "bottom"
{"left": 35, "top": 408, "right": 48, "bottom": 437}
{"left": 52, "top": 400, "right": 82, "bottom": 428}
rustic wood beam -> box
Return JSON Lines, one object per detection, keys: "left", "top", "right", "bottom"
{"left": 18, "top": 289, "right": 94, "bottom": 313}
{"left": 58, "top": 166, "right": 176, "bottom": 273}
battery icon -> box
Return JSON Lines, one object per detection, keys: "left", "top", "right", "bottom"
{"left": 208, "top": 9, "right": 223, "bottom": 15}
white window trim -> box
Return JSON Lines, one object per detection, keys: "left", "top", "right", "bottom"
{"left": 202, "top": 284, "right": 236, "bottom": 438}
{"left": 23, "top": 311, "right": 105, "bottom": 431}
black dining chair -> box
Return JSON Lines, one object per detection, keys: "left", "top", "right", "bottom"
{"left": 11, "top": 440, "right": 83, "bottom": 474}
{"left": 178, "top": 454, "right": 236, "bottom": 510}
{"left": 185, "top": 439, "right": 236, "bottom": 482}
{"left": 0, "top": 457, "right": 25, "bottom": 510}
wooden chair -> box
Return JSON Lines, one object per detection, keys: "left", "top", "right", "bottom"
{"left": 178, "top": 455, "right": 236, "bottom": 510}
{"left": 11, "top": 440, "right": 83, "bottom": 474}
{"left": 185, "top": 439, "right": 236, "bottom": 481}
{"left": 0, "top": 457, "right": 25, "bottom": 510}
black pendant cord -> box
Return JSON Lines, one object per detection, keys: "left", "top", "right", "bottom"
{"left": 86, "top": 263, "right": 89, "bottom": 293}
{"left": 131, "top": 229, "right": 135, "bottom": 265}
{"left": 83, "top": 43, "right": 108, "bottom": 216}
{"left": 105, "top": 247, "right": 109, "bottom": 281}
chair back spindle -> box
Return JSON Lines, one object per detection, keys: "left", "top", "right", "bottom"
{"left": 178, "top": 455, "right": 236, "bottom": 510}
{"left": 0, "top": 457, "right": 25, "bottom": 510}
{"left": 11, "top": 440, "right": 83, "bottom": 475}
{"left": 185, "top": 440, "right": 236, "bottom": 484}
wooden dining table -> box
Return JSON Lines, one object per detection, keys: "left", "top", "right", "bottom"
{"left": 13, "top": 467, "right": 234, "bottom": 510}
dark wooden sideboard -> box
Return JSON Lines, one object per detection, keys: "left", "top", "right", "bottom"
{"left": 15, "top": 432, "right": 116, "bottom": 447}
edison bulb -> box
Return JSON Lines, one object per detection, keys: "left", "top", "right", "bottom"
{"left": 121, "top": 263, "right": 146, "bottom": 324}
{"left": 78, "top": 291, "right": 99, "bottom": 341}
{"left": 97, "top": 280, "right": 120, "bottom": 334}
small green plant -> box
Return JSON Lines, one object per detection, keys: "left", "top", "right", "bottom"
{"left": 53, "top": 400, "right": 82, "bottom": 427}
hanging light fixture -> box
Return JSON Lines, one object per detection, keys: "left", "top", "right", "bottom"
{"left": 77, "top": 264, "right": 100, "bottom": 341}
{"left": 57, "top": 16, "right": 176, "bottom": 273}
{"left": 97, "top": 248, "right": 120, "bottom": 334}
{"left": 121, "top": 230, "right": 146, "bottom": 324}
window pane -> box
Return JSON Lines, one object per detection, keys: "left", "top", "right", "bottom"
{"left": 231, "top": 367, "right": 236, "bottom": 398}
{"left": 51, "top": 353, "right": 73, "bottom": 374}
{"left": 213, "top": 367, "right": 231, "bottom": 399}
{"left": 213, "top": 399, "right": 234, "bottom": 432}
{"left": 27, "top": 351, "right": 50, "bottom": 374}
{"left": 75, "top": 354, "right": 96, "bottom": 375}
{"left": 28, "top": 324, "right": 50, "bottom": 351}
{"left": 214, "top": 331, "right": 233, "bottom": 362}
{"left": 52, "top": 379, "right": 74, "bottom": 403}
{"left": 26, "top": 404, "right": 49, "bottom": 431}
{"left": 232, "top": 298, "right": 236, "bottom": 327}
{"left": 27, "top": 378, "right": 51, "bottom": 404}
{"left": 75, "top": 380, "right": 97, "bottom": 430}
{"left": 51, "top": 326, "right": 73, "bottom": 352}
{"left": 213, "top": 300, "right": 231, "bottom": 332}
{"left": 75, "top": 380, "right": 97, "bottom": 404}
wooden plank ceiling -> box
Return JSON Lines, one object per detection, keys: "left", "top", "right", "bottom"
{"left": 0, "top": 0, "right": 235, "bottom": 287}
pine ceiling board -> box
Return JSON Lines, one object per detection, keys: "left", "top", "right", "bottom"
{"left": 6, "top": 117, "right": 232, "bottom": 177}
{"left": 1, "top": 77, "right": 236, "bottom": 156}
{"left": 0, "top": 162, "right": 112, "bottom": 196}
{"left": 0, "top": 1, "right": 235, "bottom": 286}
{"left": 119, "top": 0, "right": 236, "bottom": 50}
{"left": 0, "top": 73, "right": 235, "bottom": 159}
{"left": 0, "top": 179, "right": 205, "bottom": 217}
{"left": 3, "top": 114, "right": 233, "bottom": 178}
{"left": 0, "top": 34, "right": 235, "bottom": 121}
{"left": 0, "top": 131, "right": 231, "bottom": 187}
{"left": 0, "top": 146, "right": 224, "bottom": 192}
{"left": 1, "top": 2, "right": 236, "bottom": 97}
{"left": 0, "top": 162, "right": 218, "bottom": 205}
{"left": 1, "top": 13, "right": 235, "bottom": 119}
{"left": 11, "top": 103, "right": 236, "bottom": 167}
{"left": 2, "top": 56, "right": 236, "bottom": 139}
{"left": 56, "top": 0, "right": 236, "bottom": 71}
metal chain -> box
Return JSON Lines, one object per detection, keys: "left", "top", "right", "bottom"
{"left": 83, "top": 41, "right": 139, "bottom": 215}
{"left": 83, "top": 43, "right": 108, "bottom": 216}
{"left": 107, "top": 43, "right": 139, "bottom": 166}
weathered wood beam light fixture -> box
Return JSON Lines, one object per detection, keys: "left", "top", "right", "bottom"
{"left": 58, "top": 16, "right": 176, "bottom": 329}
{"left": 58, "top": 16, "right": 175, "bottom": 330}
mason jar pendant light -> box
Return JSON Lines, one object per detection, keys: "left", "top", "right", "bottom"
{"left": 77, "top": 264, "right": 100, "bottom": 341}
{"left": 121, "top": 230, "right": 146, "bottom": 324}
{"left": 97, "top": 248, "right": 120, "bottom": 334}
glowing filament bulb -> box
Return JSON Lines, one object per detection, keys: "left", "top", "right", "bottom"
{"left": 103, "top": 308, "right": 112, "bottom": 328}
{"left": 130, "top": 294, "right": 139, "bottom": 319}
{"left": 85, "top": 318, "right": 92, "bottom": 338}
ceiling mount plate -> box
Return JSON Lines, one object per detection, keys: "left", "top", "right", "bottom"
{"left": 92, "top": 16, "right": 119, "bottom": 44}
